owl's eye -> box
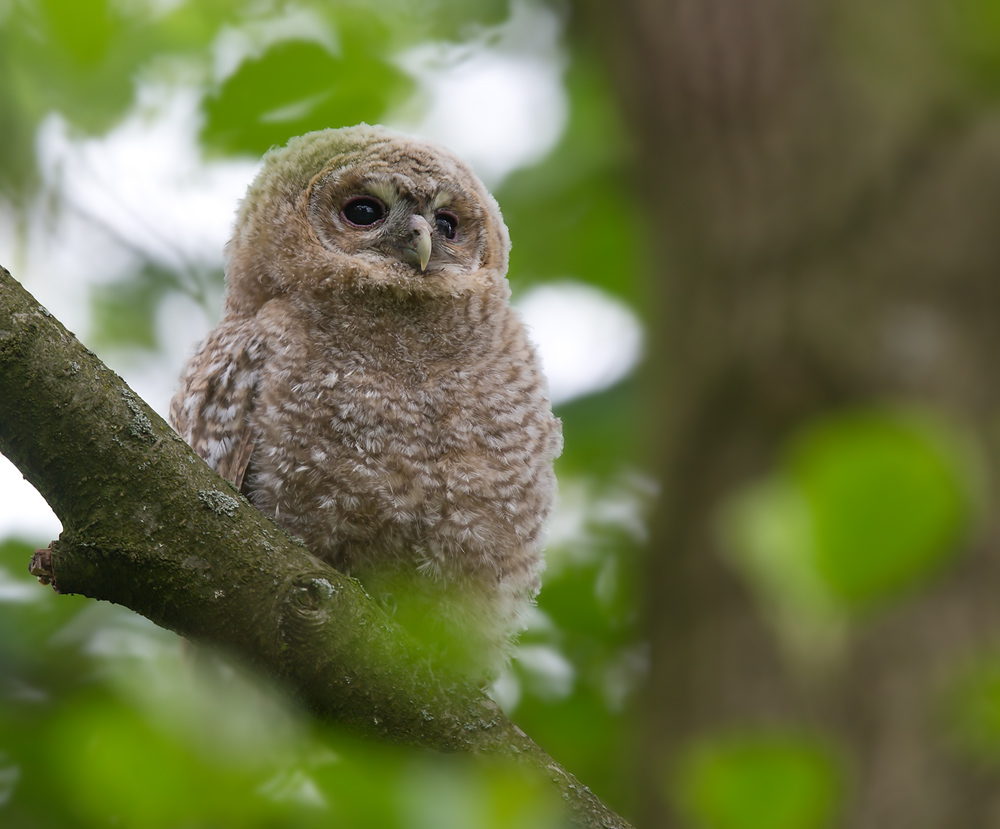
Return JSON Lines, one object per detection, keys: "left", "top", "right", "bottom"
{"left": 342, "top": 197, "right": 386, "bottom": 228}
{"left": 434, "top": 210, "right": 459, "bottom": 240}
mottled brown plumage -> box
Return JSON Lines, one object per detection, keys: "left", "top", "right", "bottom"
{"left": 170, "top": 125, "right": 561, "bottom": 677}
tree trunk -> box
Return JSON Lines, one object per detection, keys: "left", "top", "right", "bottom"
{"left": 579, "top": 0, "right": 1000, "bottom": 825}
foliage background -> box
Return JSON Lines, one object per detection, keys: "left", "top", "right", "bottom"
{"left": 1, "top": 2, "right": 644, "bottom": 826}
{"left": 2, "top": 1, "right": 1000, "bottom": 827}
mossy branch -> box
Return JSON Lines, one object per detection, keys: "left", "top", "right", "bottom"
{"left": 0, "top": 266, "right": 632, "bottom": 829}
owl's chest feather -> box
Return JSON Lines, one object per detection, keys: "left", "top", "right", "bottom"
{"left": 247, "top": 319, "right": 556, "bottom": 571}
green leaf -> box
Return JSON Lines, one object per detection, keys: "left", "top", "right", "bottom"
{"left": 497, "top": 54, "right": 641, "bottom": 304}
{"left": 945, "top": 657, "right": 1000, "bottom": 766}
{"left": 48, "top": 700, "right": 296, "bottom": 828}
{"left": 38, "top": 0, "right": 118, "bottom": 67}
{"left": 89, "top": 270, "right": 171, "bottom": 352}
{"left": 674, "top": 732, "right": 842, "bottom": 829}
{"left": 720, "top": 408, "right": 976, "bottom": 667}
{"left": 945, "top": 0, "right": 1000, "bottom": 96}
{"left": 790, "top": 410, "right": 973, "bottom": 608}
{"left": 0, "top": 0, "right": 243, "bottom": 197}
{"left": 201, "top": 39, "right": 414, "bottom": 158}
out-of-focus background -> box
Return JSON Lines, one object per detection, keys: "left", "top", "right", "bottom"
{"left": 2, "top": 1, "right": 1000, "bottom": 826}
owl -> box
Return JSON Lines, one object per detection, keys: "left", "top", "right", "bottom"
{"left": 170, "top": 124, "right": 562, "bottom": 678}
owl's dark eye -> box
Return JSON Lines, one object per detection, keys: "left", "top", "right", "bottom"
{"left": 342, "top": 196, "right": 386, "bottom": 228}
{"left": 435, "top": 210, "right": 459, "bottom": 240}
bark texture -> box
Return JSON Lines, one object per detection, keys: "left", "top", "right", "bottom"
{"left": 579, "top": 0, "right": 1000, "bottom": 826}
{"left": 0, "top": 266, "right": 632, "bottom": 829}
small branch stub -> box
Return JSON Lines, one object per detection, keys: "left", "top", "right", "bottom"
{"left": 29, "top": 546, "right": 55, "bottom": 586}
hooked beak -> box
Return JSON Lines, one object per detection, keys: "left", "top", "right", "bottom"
{"left": 406, "top": 214, "right": 433, "bottom": 272}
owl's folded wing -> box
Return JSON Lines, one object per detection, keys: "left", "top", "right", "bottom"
{"left": 168, "top": 320, "right": 264, "bottom": 493}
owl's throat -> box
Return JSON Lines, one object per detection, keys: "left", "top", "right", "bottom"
{"left": 296, "top": 286, "right": 508, "bottom": 364}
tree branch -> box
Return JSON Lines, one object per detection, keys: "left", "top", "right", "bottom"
{"left": 0, "top": 266, "right": 632, "bottom": 829}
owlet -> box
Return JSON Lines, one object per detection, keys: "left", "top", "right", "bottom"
{"left": 170, "top": 125, "right": 562, "bottom": 678}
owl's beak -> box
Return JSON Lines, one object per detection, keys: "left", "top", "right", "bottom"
{"left": 406, "top": 215, "right": 433, "bottom": 272}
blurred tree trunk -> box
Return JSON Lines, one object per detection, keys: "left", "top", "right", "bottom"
{"left": 577, "top": 0, "right": 1000, "bottom": 826}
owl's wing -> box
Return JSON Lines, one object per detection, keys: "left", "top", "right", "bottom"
{"left": 169, "top": 320, "right": 264, "bottom": 493}
{"left": 217, "top": 422, "right": 256, "bottom": 491}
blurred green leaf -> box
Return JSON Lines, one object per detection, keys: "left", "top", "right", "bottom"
{"left": 0, "top": 531, "right": 571, "bottom": 828}
{"left": 673, "top": 732, "right": 842, "bottom": 829}
{"left": 38, "top": 0, "right": 118, "bottom": 67}
{"left": 396, "top": 756, "right": 566, "bottom": 829}
{"left": 946, "top": 0, "right": 1000, "bottom": 95}
{"left": 790, "top": 410, "right": 973, "bottom": 608}
{"left": 0, "top": 0, "right": 234, "bottom": 197}
{"left": 89, "top": 269, "right": 174, "bottom": 351}
{"left": 0, "top": 538, "right": 91, "bottom": 672}
{"left": 511, "top": 684, "right": 636, "bottom": 820}
{"left": 499, "top": 53, "right": 641, "bottom": 305}
{"left": 514, "top": 475, "right": 646, "bottom": 820}
{"left": 202, "top": 38, "right": 413, "bottom": 158}
{"left": 724, "top": 409, "right": 975, "bottom": 628}
{"left": 553, "top": 378, "right": 647, "bottom": 475}
{"left": 720, "top": 476, "right": 844, "bottom": 641}
{"left": 4, "top": 0, "right": 153, "bottom": 132}
{"left": 49, "top": 699, "right": 292, "bottom": 828}
{"left": 299, "top": 0, "right": 512, "bottom": 49}
{"left": 945, "top": 656, "right": 1000, "bottom": 767}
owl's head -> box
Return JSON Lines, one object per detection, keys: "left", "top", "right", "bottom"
{"left": 224, "top": 125, "right": 511, "bottom": 314}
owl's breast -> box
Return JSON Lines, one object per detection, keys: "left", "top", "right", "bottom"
{"left": 248, "top": 346, "right": 558, "bottom": 579}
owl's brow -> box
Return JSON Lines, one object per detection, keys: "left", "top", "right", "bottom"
{"left": 364, "top": 179, "right": 400, "bottom": 206}
{"left": 432, "top": 190, "right": 456, "bottom": 210}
